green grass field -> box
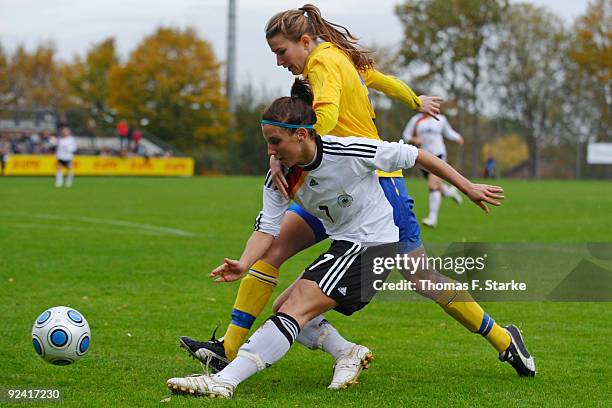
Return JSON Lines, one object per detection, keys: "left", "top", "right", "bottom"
{"left": 1, "top": 177, "right": 611, "bottom": 407}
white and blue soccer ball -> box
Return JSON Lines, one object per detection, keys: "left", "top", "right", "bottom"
{"left": 31, "top": 306, "right": 91, "bottom": 365}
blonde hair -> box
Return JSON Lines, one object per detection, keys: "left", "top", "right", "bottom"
{"left": 265, "top": 4, "right": 374, "bottom": 71}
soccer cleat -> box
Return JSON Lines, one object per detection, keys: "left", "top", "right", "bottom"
{"left": 328, "top": 345, "right": 373, "bottom": 389}
{"left": 444, "top": 185, "right": 463, "bottom": 204}
{"left": 421, "top": 216, "right": 437, "bottom": 228}
{"left": 449, "top": 190, "right": 463, "bottom": 204}
{"left": 179, "top": 329, "right": 229, "bottom": 374}
{"left": 498, "top": 324, "right": 536, "bottom": 377}
{"left": 166, "top": 374, "right": 234, "bottom": 399}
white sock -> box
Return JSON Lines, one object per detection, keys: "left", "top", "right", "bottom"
{"left": 66, "top": 172, "right": 73, "bottom": 187}
{"left": 297, "top": 315, "right": 355, "bottom": 360}
{"left": 428, "top": 190, "right": 442, "bottom": 221}
{"left": 55, "top": 171, "right": 63, "bottom": 186}
{"left": 215, "top": 313, "right": 300, "bottom": 387}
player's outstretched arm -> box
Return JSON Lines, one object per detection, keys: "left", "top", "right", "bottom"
{"left": 210, "top": 231, "right": 274, "bottom": 283}
{"left": 416, "top": 149, "right": 504, "bottom": 213}
{"left": 362, "top": 69, "right": 442, "bottom": 120}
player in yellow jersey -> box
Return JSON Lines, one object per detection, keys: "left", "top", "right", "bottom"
{"left": 179, "top": 4, "right": 535, "bottom": 385}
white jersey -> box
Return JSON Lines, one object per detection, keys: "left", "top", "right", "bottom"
{"left": 56, "top": 136, "right": 77, "bottom": 161}
{"left": 402, "top": 114, "right": 461, "bottom": 157}
{"left": 255, "top": 135, "right": 419, "bottom": 246}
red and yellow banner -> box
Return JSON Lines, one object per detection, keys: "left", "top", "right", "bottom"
{"left": 4, "top": 155, "right": 194, "bottom": 176}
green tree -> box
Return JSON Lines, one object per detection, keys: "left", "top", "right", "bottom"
{"left": 108, "top": 27, "right": 230, "bottom": 153}
{"left": 2, "top": 43, "right": 72, "bottom": 111}
{"left": 234, "top": 83, "right": 270, "bottom": 174}
{"left": 495, "top": 3, "right": 569, "bottom": 177}
{"left": 0, "top": 44, "right": 9, "bottom": 106}
{"left": 395, "top": 0, "right": 507, "bottom": 176}
{"left": 567, "top": 0, "right": 611, "bottom": 144}
{"left": 67, "top": 38, "right": 118, "bottom": 135}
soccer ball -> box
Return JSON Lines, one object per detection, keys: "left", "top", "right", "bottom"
{"left": 31, "top": 306, "right": 91, "bottom": 365}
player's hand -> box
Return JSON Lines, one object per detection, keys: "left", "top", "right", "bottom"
{"left": 465, "top": 184, "right": 504, "bottom": 213}
{"left": 457, "top": 136, "right": 465, "bottom": 146}
{"left": 417, "top": 95, "right": 443, "bottom": 121}
{"left": 210, "top": 258, "right": 248, "bottom": 283}
{"left": 270, "top": 155, "right": 288, "bottom": 199}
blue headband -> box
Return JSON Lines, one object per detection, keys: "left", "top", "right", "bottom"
{"left": 261, "top": 119, "right": 314, "bottom": 129}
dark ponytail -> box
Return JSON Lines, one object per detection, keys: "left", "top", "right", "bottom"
{"left": 262, "top": 79, "right": 317, "bottom": 137}
{"left": 290, "top": 78, "right": 314, "bottom": 106}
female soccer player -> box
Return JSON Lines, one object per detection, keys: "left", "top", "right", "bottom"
{"left": 55, "top": 127, "right": 77, "bottom": 188}
{"left": 402, "top": 113, "right": 465, "bottom": 228}
{"left": 167, "top": 80, "right": 534, "bottom": 399}
{"left": 180, "top": 3, "right": 441, "bottom": 369}
{"left": 181, "top": 5, "right": 533, "bottom": 387}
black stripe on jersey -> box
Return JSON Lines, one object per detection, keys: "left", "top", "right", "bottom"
{"left": 254, "top": 211, "right": 263, "bottom": 231}
{"left": 322, "top": 146, "right": 378, "bottom": 155}
{"left": 322, "top": 140, "right": 378, "bottom": 158}
{"left": 264, "top": 170, "right": 273, "bottom": 188}
{"left": 322, "top": 139, "right": 378, "bottom": 147}
{"left": 322, "top": 140, "right": 378, "bottom": 153}
{"left": 322, "top": 150, "right": 376, "bottom": 159}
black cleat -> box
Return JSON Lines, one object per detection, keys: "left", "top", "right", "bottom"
{"left": 179, "top": 328, "right": 229, "bottom": 374}
{"left": 498, "top": 324, "right": 536, "bottom": 377}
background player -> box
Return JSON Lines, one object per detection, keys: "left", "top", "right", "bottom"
{"left": 402, "top": 113, "right": 465, "bottom": 228}
{"left": 55, "top": 127, "right": 77, "bottom": 188}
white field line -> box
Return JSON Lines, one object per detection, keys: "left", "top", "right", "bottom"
{"left": 11, "top": 223, "right": 170, "bottom": 236}
{"left": 0, "top": 212, "right": 200, "bottom": 237}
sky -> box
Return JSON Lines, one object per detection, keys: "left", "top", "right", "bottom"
{"left": 0, "top": 0, "right": 591, "bottom": 97}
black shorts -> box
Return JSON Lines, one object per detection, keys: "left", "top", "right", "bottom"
{"left": 301, "top": 240, "right": 398, "bottom": 316}
{"left": 57, "top": 159, "right": 72, "bottom": 168}
{"left": 420, "top": 154, "right": 446, "bottom": 178}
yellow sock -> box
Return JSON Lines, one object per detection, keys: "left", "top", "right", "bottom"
{"left": 223, "top": 260, "right": 279, "bottom": 360}
{"left": 436, "top": 289, "right": 511, "bottom": 353}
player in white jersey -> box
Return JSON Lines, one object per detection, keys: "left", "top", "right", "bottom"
{"left": 402, "top": 113, "right": 465, "bottom": 228}
{"left": 165, "top": 80, "right": 531, "bottom": 400}
{"left": 55, "top": 127, "right": 77, "bottom": 188}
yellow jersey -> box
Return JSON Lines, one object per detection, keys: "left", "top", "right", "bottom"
{"left": 303, "top": 42, "right": 422, "bottom": 177}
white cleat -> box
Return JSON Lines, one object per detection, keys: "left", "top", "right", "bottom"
{"left": 444, "top": 185, "right": 463, "bottom": 204}
{"left": 166, "top": 374, "right": 234, "bottom": 399}
{"left": 450, "top": 191, "right": 463, "bottom": 204}
{"left": 328, "top": 345, "right": 373, "bottom": 389}
{"left": 422, "top": 216, "right": 438, "bottom": 228}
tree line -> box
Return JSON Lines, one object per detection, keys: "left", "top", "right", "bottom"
{"left": 0, "top": 0, "right": 609, "bottom": 177}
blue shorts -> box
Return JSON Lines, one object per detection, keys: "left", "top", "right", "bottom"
{"left": 288, "top": 177, "right": 421, "bottom": 252}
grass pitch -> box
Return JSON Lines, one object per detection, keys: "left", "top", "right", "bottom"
{"left": 1, "top": 176, "right": 611, "bottom": 407}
